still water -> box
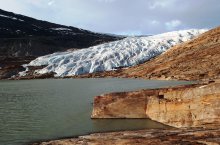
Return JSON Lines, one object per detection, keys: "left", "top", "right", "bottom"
{"left": 0, "top": 78, "right": 194, "bottom": 145}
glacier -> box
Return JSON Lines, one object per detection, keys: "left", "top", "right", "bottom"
{"left": 25, "top": 29, "right": 207, "bottom": 77}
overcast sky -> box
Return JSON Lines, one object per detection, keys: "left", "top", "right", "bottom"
{"left": 0, "top": 0, "right": 219, "bottom": 35}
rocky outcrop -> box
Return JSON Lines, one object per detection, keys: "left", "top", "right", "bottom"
{"left": 92, "top": 91, "right": 150, "bottom": 118}
{"left": 0, "top": 56, "right": 35, "bottom": 79}
{"left": 92, "top": 82, "right": 220, "bottom": 128}
{"left": 34, "top": 128, "right": 220, "bottom": 145}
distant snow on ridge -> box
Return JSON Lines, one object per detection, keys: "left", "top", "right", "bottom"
{"left": 0, "top": 14, "right": 24, "bottom": 22}
{"left": 50, "top": 27, "right": 73, "bottom": 31}
{"left": 26, "top": 29, "right": 207, "bottom": 77}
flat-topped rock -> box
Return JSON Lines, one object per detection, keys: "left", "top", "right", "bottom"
{"left": 92, "top": 82, "right": 220, "bottom": 128}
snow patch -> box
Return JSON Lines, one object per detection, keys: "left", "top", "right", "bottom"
{"left": 50, "top": 28, "right": 72, "bottom": 31}
{"left": 0, "top": 14, "right": 24, "bottom": 22}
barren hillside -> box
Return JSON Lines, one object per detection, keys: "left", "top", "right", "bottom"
{"left": 87, "top": 26, "right": 220, "bottom": 81}
{"left": 124, "top": 26, "right": 220, "bottom": 80}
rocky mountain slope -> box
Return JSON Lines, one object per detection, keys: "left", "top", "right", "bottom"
{"left": 0, "top": 9, "right": 120, "bottom": 57}
{"left": 21, "top": 29, "right": 206, "bottom": 77}
{"left": 0, "top": 9, "right": 122, "bottom": 79}
{"left": 119, "top": 26, "right": 220, "bottom": 81}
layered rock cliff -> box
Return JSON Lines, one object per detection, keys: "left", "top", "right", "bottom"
{"left": 92, "top": 81, "right": 220, "bottom": 128}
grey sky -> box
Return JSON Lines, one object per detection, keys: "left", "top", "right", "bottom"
{"left": 0, "top": 0, "right": 219, "bottom": 35}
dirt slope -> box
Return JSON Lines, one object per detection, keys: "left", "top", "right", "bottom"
{"left": 120, "top": 26, "right": 220, "bottom": 80}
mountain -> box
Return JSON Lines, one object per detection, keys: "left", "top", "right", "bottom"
{"left": 0, "top": 9, "right": 121, "bottom": 57}
{"left": 113, "top": 26, "right": 220, "bottom": 81}
{"left": 21, "top": 29, "right": 206, "bottom": 77}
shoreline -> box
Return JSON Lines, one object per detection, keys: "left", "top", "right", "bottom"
{"left": 2, "top": 73, "right": 217, "bottom": 145}
{"left": 30, "top": 126, "right": 173, "bottom": 145}
{"left": 31, "top": 78, "right": 220, "bottom": 145}
{"left": 33, "top": 127, "right": 220, "bottom": 145}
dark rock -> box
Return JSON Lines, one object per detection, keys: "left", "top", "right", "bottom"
{"left": 0, "top": 9, "right": 122, "bottom": 57}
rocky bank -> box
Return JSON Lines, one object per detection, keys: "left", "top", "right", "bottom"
{"left": 92, "top": 81, "right": 220, "bottom": 128}
{"left": 34, "top": 128, "right": 220, "bottom": 145}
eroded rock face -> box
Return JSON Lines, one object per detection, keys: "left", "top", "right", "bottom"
{"left": 147, "top": 83, "right": 220, "bottom": 128}
{"left": 92, "top": 82, "right": 220, "bottom": 128}
{"left": 34, "top": 128, "right": 220, "bottom": 145}
{"left": 92, "top": 91, "right": 149, "bottom": 118}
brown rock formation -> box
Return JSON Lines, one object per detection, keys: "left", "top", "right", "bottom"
{"left": 34, "top": 128, "right": 220, "bottom": 145}
{"left": 92, "top": 82, "right": 220, "bottom": 128}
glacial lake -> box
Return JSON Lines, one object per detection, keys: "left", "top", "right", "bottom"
{"left": 0, "top": 78, "right": 195, "bottom": 145}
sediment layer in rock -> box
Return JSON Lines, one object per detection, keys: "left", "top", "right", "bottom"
{"left": 92, "top": 81, "right": 220, "bottom": 128}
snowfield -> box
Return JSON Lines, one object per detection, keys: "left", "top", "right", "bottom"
{"left": 25, "top": 29, "right": 207, "bottom": 77}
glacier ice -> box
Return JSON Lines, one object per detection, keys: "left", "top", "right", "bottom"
{"left": 26, "top": 29, "right": 207, "bottom": 77}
